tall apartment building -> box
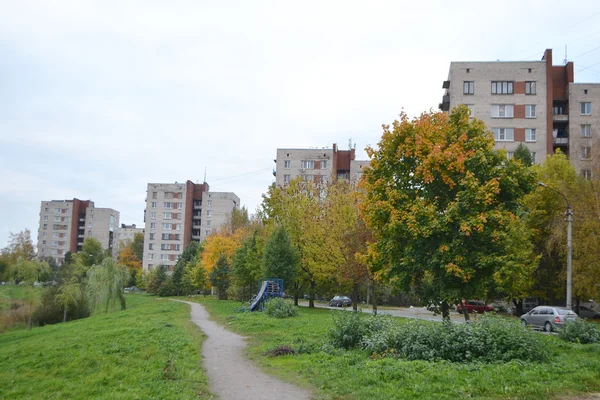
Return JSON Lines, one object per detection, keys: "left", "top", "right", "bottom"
{"left": 37, "top": 199, "right": 119, "bottom": 264}
{"left": 117, "top": 224, "right": 144, "bottom": 246}
{"left": 142, "top": 181, "right": 240, "bottom": 271}
{"left": 440, "top": 49, "right": 600, "bottom": 176}
{"left": 273, "top": 143, "right": 369, "bottom": 187}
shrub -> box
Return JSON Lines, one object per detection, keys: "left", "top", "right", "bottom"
{"left": 329, "top": 311, "right": 367, "bottom": 349}
{"left": 558, "top": 319, "right": 600, "bottom": 344}
{"left": 263, "top": 298, "right": 298, "bottom": 318}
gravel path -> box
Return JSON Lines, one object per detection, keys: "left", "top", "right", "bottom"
{"left": 180, "top": 301, "right": 311, "bottom": 400}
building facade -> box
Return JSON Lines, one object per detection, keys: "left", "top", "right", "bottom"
{"left": 440, "top": 49, "right": 600, "bottom": 176}
{"left": 273, "top": 143, "right": 369, "bottom": 187}
{"left": 117, "top": 224, "right": 144, "bottom": 246}
{"left": 142, "top": 181, "right": 240, "bottom": 271}
{"left": 37, "top": 199, "right": 119, "bottom": 264}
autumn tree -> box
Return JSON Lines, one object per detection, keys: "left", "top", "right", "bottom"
{"left": 2, "top": 229, "right": 36, "bottom": 265}
{"left": 118, "top": 246, "right": 142, "bottom": 287}
{"left": 201, "top": 229, "right": 242, "bottom": 274}
{"left": 359, "top": 107, "right": 536, "bottom": 321}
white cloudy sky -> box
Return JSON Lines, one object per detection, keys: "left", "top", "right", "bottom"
{"left": 1, "top": 1, "right": 600, "bottom": 247}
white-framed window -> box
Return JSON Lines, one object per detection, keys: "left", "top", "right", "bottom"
{"left": 321, "top": 160, "right": 328, "bottom": 169}
{"left": 205, "top": 230, "right": 210, "bottom": 236}
{"left": 149, "top": 253, "right": 155, "bottom": 260}
{"left": 175, "top": 224, "right": 182, "bottom": 231}
{"left": 149, "top": 233, "right": 155, "bottom": 240}
{"left": 174, "top": 244, "right": 180, "bottom": 251}
{"left": 43, "top": 216, "right": 48, "bottom": 221}
{"left": 164, "top": 202, "right": 172, "bottom": 209}
{"left": 207, "top": 200, "right": 212, "bottom": 206}
{"left": 582, "top": 124, "right": 591, "bottom": 137}
{"left": 207, "top": 210, "right": 212, "bottom": 217}
{"left": 300, "top": 160, "right": 315, "bottom": 169}
{"left": 206, "top": 220, "right": 211, "bottom": 227}
{"left": 151, "top": 202, "right": 157, "bottom": 208}
{"left": 151, "top": 212, "right": 156, "bottom": 220}
{"left": 52, "top": 241, "right": 58, "bottom": 246}
{"left": 162, "top": 223, "right": 172, "bottom": 230}
{"left": 54, "top": 208, "right": 61, "bottom": 213}
{"left": 54, "top": 216, "right": 61, "bottom": 222}
{"left": 582, "top": 146, "right": 591, "bottom": 159}
{"left": 525, "top": 105, "right": 536, "bottom": 118}
{"left": 41, "top": 248, "right": 45, "bottom": 254}
{"left": 356, "top": 172, "right": 362, "bottom": 180}
{"left": 149, "top": 243, "right": 154, "bottom": 250}
{"left": 175, "top": 202, "right": 182, "bottom": 209}
{"left": 583, "top": 169, "right": 592, "bottom": 180}
{"left": 491, "top": 81, "right": 513, "bottom": 94}
{"left": 581, "top": 102, "right": 591, "bottom": 115}
{"left": 491, "top": 128, "right": 514, "bottom": 142}
{"left": 303, "top": 174, "right": 313, "bottom": 181}
{"left": 51, "top": 249, "right": 58, "bottom": 255}
{"left": 43, "top": 232, "right": 47, "bottom": 237}
{"left": 531, "top": 152, "right": 537, "bottom": 163}
{"left": 150, "top": 222, "right": 156, "bottom": 229}
{"left": 163, "top": 212, "right": 172, "bottom": 220}
{"left": 525, "top": 81, "right": 536, "bottom": 95}
{"left": 491, "top": 104, "right": 514, "bottom": 118}
{"left": 464, "top": 104, "right": 474, "bottom": 117}
{"left": 161, "top": 254, "right": 169, "bottom": 261}
{"left": 43, "top": 224, "right": 47, "bottom": 229}
{"left": 283, "top": 174, "right": 291, "bottom": 184}
{"left": 152, "top": 191, "right": 157, "bottom": 199}
{"left": 525, "top": 128, "right": 536, "bottom": 142}
{"left": 507, "top": 151, "right": 514, "bottom": 159}
{"left": 52, "top": 232, "right": 58, "bottom": 238}
{"left": 463, "top": 81, "right": 474, "bottom": 95}
{"left": 284, "top": 160, "right": 291, "bottom": 169}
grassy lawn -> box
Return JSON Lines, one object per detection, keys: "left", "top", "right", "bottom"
{"left": 189, "top": 296, "right": 600, "bottom": 400}
{"left": 0, "top": 294, "right": 212, "bottom": 399}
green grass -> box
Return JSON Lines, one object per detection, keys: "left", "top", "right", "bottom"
{"left": 189, "top": 297, "right": 600, "bottom": 400}
{"left": 0, "top": 294, "right": 212, "bottom": 399}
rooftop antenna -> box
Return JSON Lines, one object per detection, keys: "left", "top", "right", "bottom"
{"left": 564, "top": 45, "right": 568, "bottom": 65}
{"left": 203, "top": 166, "right": 207, "bottom": 183}
{"left": 348, "top": 138, "right": 352, "bottom": 150}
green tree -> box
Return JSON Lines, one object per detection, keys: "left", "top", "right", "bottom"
{"left": 209, "top": 255, "right": 231, "bottom": 300}
{"left": 2, "top": 229, "right": 36, "bottom": 265}
{"left": 262, "top": 226, "right": 299, "bottom": 296}
{"left": 172, "top": 242, "right": 200, "bottom": 296}
{"left": 78, "top": 238, "right": 105, "bottom": 267}
{"left": 87, "top": 258, "right": 129, "bottom": 314}
{"left": 146, "top": 265, "right": 168, "bottom": 295}
{"left": 359, "top": 107, "right": 536, "bottom": 321}
{"left": 513, "top": 142, "right": 534, "bottom": 167}
{"left": 231, "top": 230, "right": 263, "bottom": 301}
{"left": 55, "top": 278, "right": 84, "bottom": 322}
{"left": 229, "top": 206, "right": 250, "bottom": 233}
{"left": 131, "top": 232, "right": 144, "bottom": 261}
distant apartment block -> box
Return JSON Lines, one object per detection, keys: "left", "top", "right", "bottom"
{"left": 273, "top": 143, "right": 369, "bottom": 187}
{"left": 440, "top": 48, "right": 600, "bottom": 177}
{"left": 37, "top": 199, "right": 119, "bottom": 264}
{"left": 142, "top": 181, "right": 240, "bottom": 271}
{"left": 117, "top": 224, "right": 144, "bottom": 246}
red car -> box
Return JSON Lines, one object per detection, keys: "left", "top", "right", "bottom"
{"left": 456, "top": 300, "right": 494, "bottom": 314}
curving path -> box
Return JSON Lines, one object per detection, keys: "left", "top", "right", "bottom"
{"left": 179, "top": 301, "right": 311, "bottom": 400}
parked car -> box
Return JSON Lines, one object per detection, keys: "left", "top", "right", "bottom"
{"left": 520, "top": 306, "right": 579, "bottom": 332}
{"left": 329, "top": 296, "right": 352, "bottom": 307}
{"left": 456, "top": 300, "right": 494, "bottom": 314}
{"left": 577, "top": 305, "right": 600, "bottom": 319}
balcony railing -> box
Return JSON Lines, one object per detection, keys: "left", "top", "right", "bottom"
{"left": 553, "top": 114, "right": 569, "bottom": 122}
{"left": 554, "top": 137, "right": 569, "bottom": 145}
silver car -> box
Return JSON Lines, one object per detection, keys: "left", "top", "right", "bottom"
{"left": 577, "top": 306, "right": 600, "bottom": 319}
{"left": 520, "top": 306, "right": 578, "bottom": 332}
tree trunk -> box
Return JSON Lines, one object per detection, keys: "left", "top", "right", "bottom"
{"left": 63, "top": 307, "right": 68, "bottom": 323}
{"left": 461, "top": 299, "right": 470, "bottom": 322}
{"left": 575, "top": 297, "right": 581, "bottom": 314}
{"left": 308, "top": 281, "right": 315, "bottom": 308}
{"left": 119, "top": 291, "right": 127, "bottom": 310}
{"left": 371, "top": 280, "right": 377, "bottom": 316}
{"left": 512, "top": 299, "right": 523, "bottom": 316}
{"left": 352, "top": 284, "right": 359, "bottom": 311}
{"left": 27, "top": 315, "right": 32, "bottom": 330}
{"left": 293, "top": 294, "right": 299, "bottom": 306}
{"left": 441, "top": 301, "right": 450, "bottom": 321}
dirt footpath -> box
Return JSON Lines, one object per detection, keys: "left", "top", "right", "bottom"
{"left": 180, "top": 301, "right": 311, "bottom": 400}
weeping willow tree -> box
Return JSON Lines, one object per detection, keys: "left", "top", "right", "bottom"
{"left": 87, "top": 258, "right": 129, "bottom": 314}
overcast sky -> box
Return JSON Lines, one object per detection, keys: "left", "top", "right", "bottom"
{"left": 1, "top": 1, "right": 600, "bottom": 247}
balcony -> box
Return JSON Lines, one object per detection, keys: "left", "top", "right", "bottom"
{"left": 439, "top": 95, "right": 450, "bottom": 111}
{"left": 78, "top": 234, "right": 84, "bottom": 238}
{"left": 192, "top": 234, "right": 202, "bottom": 240}
{"left": 192, "top": 224, "right": 202, "bottom": 229}
{"left": 194, "top": 204, "right": 202, "bottom": 210}
{"left": 554, "top": 137, "right": 569, "bottom": 145}
{"left": 442, "top": 80, "right": 450, "bottom": 89}
{"left": 553, "top": 114, "right": 568, "bottom": 122}
{"left": 193, "top": 215, "right": 202, "bottom": 220}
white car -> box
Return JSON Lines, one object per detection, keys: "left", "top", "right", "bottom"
{"left": 577, "top": 306, "right": 600, "bottom": 320}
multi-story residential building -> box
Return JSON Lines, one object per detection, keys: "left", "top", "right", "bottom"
{"left": 37, "top": 199, "right": 119, "bottom": 264}
{"left": 117, "top": 224, "right": 144, "bottom": 246}
{"left": 273, "top": 143, "right": 369, "bottom": 187}
{"left": 142, "top": 181, "right": 240, "bottom": 271}
{"left": 440, "top": 49, "right": 600, "bottom": 176}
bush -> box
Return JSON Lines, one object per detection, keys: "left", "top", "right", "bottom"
{"left": 330, "top": 313, "right": 547, "bottom": 363}
{"left": 558, "top": 319, "right": 600, "bottom": 344}
{"left": 263, "top": 297, "right": 298, "bottom": 318}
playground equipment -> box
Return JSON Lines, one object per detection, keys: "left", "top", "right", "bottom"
{"left": 249, "top": 278, "right": 284, "bottom": 311}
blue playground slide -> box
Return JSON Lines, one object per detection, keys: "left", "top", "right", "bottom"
{"left": 249, "top": 281, "right": 269, "bottom": 311}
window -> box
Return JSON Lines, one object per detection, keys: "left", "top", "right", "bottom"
{"left": 582, "top": 146, "right": 591, "bottom": 159}
{"left": 525, "top": 81, "right": 536, "bottom": 94}
{"left": 42, "top": 240, "right": 46, "bottom": 245}
{"left": 491, "top": 104, "right": 514, "bottom": 118}
{"left": 463, "top": 81, "right": 474, "bottom": 95}
{"left": 507, "top": 152, "right": 514, "bottom": 159}
{"left": 300, "top": 160, "right": 314, "bottom": 169}
{"left": 583, "top": 169, "right": 592, "bottom": 180}
{"left": 164, "top": 192, "right": 174, "bottom": 199}
{"left": 43, "top": 232, "right": 47, "bottom": 237}
{"left": 149, "top": 253, "right": 155, "bottom": 260}
{"left": 491, "top": 128, "right": 514, "bottom": 142}
{"left": 283, "top": 174, "right": 291, "bottom": 184}
{"left": 303, "top": 174, "right": 313, "bottom": 181}
{"left": 149, "top": 233, "right": 155, "bottom": 240}
{"left": 52, "top": 241, "right": 58, "bottom": 246}
{"left": 582, "top": 124, "right": 591, "bottom": 137}
{"left": 175, "top": 202, "right": 182, "bottom": 209}
{"left": 531, "top": 152, "right": 537, "bottom": 163}
{"left": 207, "top": 200, "right": 212, "bottom": 206}
{"left": 321, "top": 160, "right": 327, "bottom": 169}
{"left": 149, "top": 243, "right": 154, "bottom": 250}
{"left": 161, "top": 254, "right": 169, "bottom": 261}
{"left": 205, "top": 230, "right": 210, "bottom": 236}
{"left": 525, "top": 129, "right": 536, "bottom": 142}
{"left": 151, "top": 212, "right": 156, "bottom": 220}
{"left": 206, "top": 220, "right": 211, "bottom": 227}
{"left": 581, "top": 102, "right": 591, "bottom": 115}
{"left": 151, "top": 202, "right": 157, "bottom": 208}
{"left": 44, "top": 207, "right": 49, "bottom": 212}
{"left": 525, "top": 105, "right": 536, "bottom": 118}
{"left": 54, "top": 208, "right": 61, "bottom": 213}
{"left": 152, "top": 191, "right": 157, "bottom": 199}
{"left": 162, "top": 223, "right": 172, "bottom": 230}
{"left": 175, "top": 224, "right": 181, "bottom": 231}
{"left": 464, "top": 104, "right": 474, "bottom": 117}
{"left": 54, "top": 216, "right": 61, "bottom": 222}
{"left": 207, "top": 210, "right": 212, "bottom": 217}
{"left": 164, "top": 202, "right": 172, "bottom": 208}
{"left": 43, "top": 224, "right": 47, "bottom": 229}
{"left": 163, "top": 212, "right": 172, "bottom": 219}
{"left": 491, "top": 81, "right": 513, "bottom": 94}
{"left": 150, "top": 222, "right": 156, "bottom": 229}
{"left": 284, "top": 160, "right": 291, "bottom": 169}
